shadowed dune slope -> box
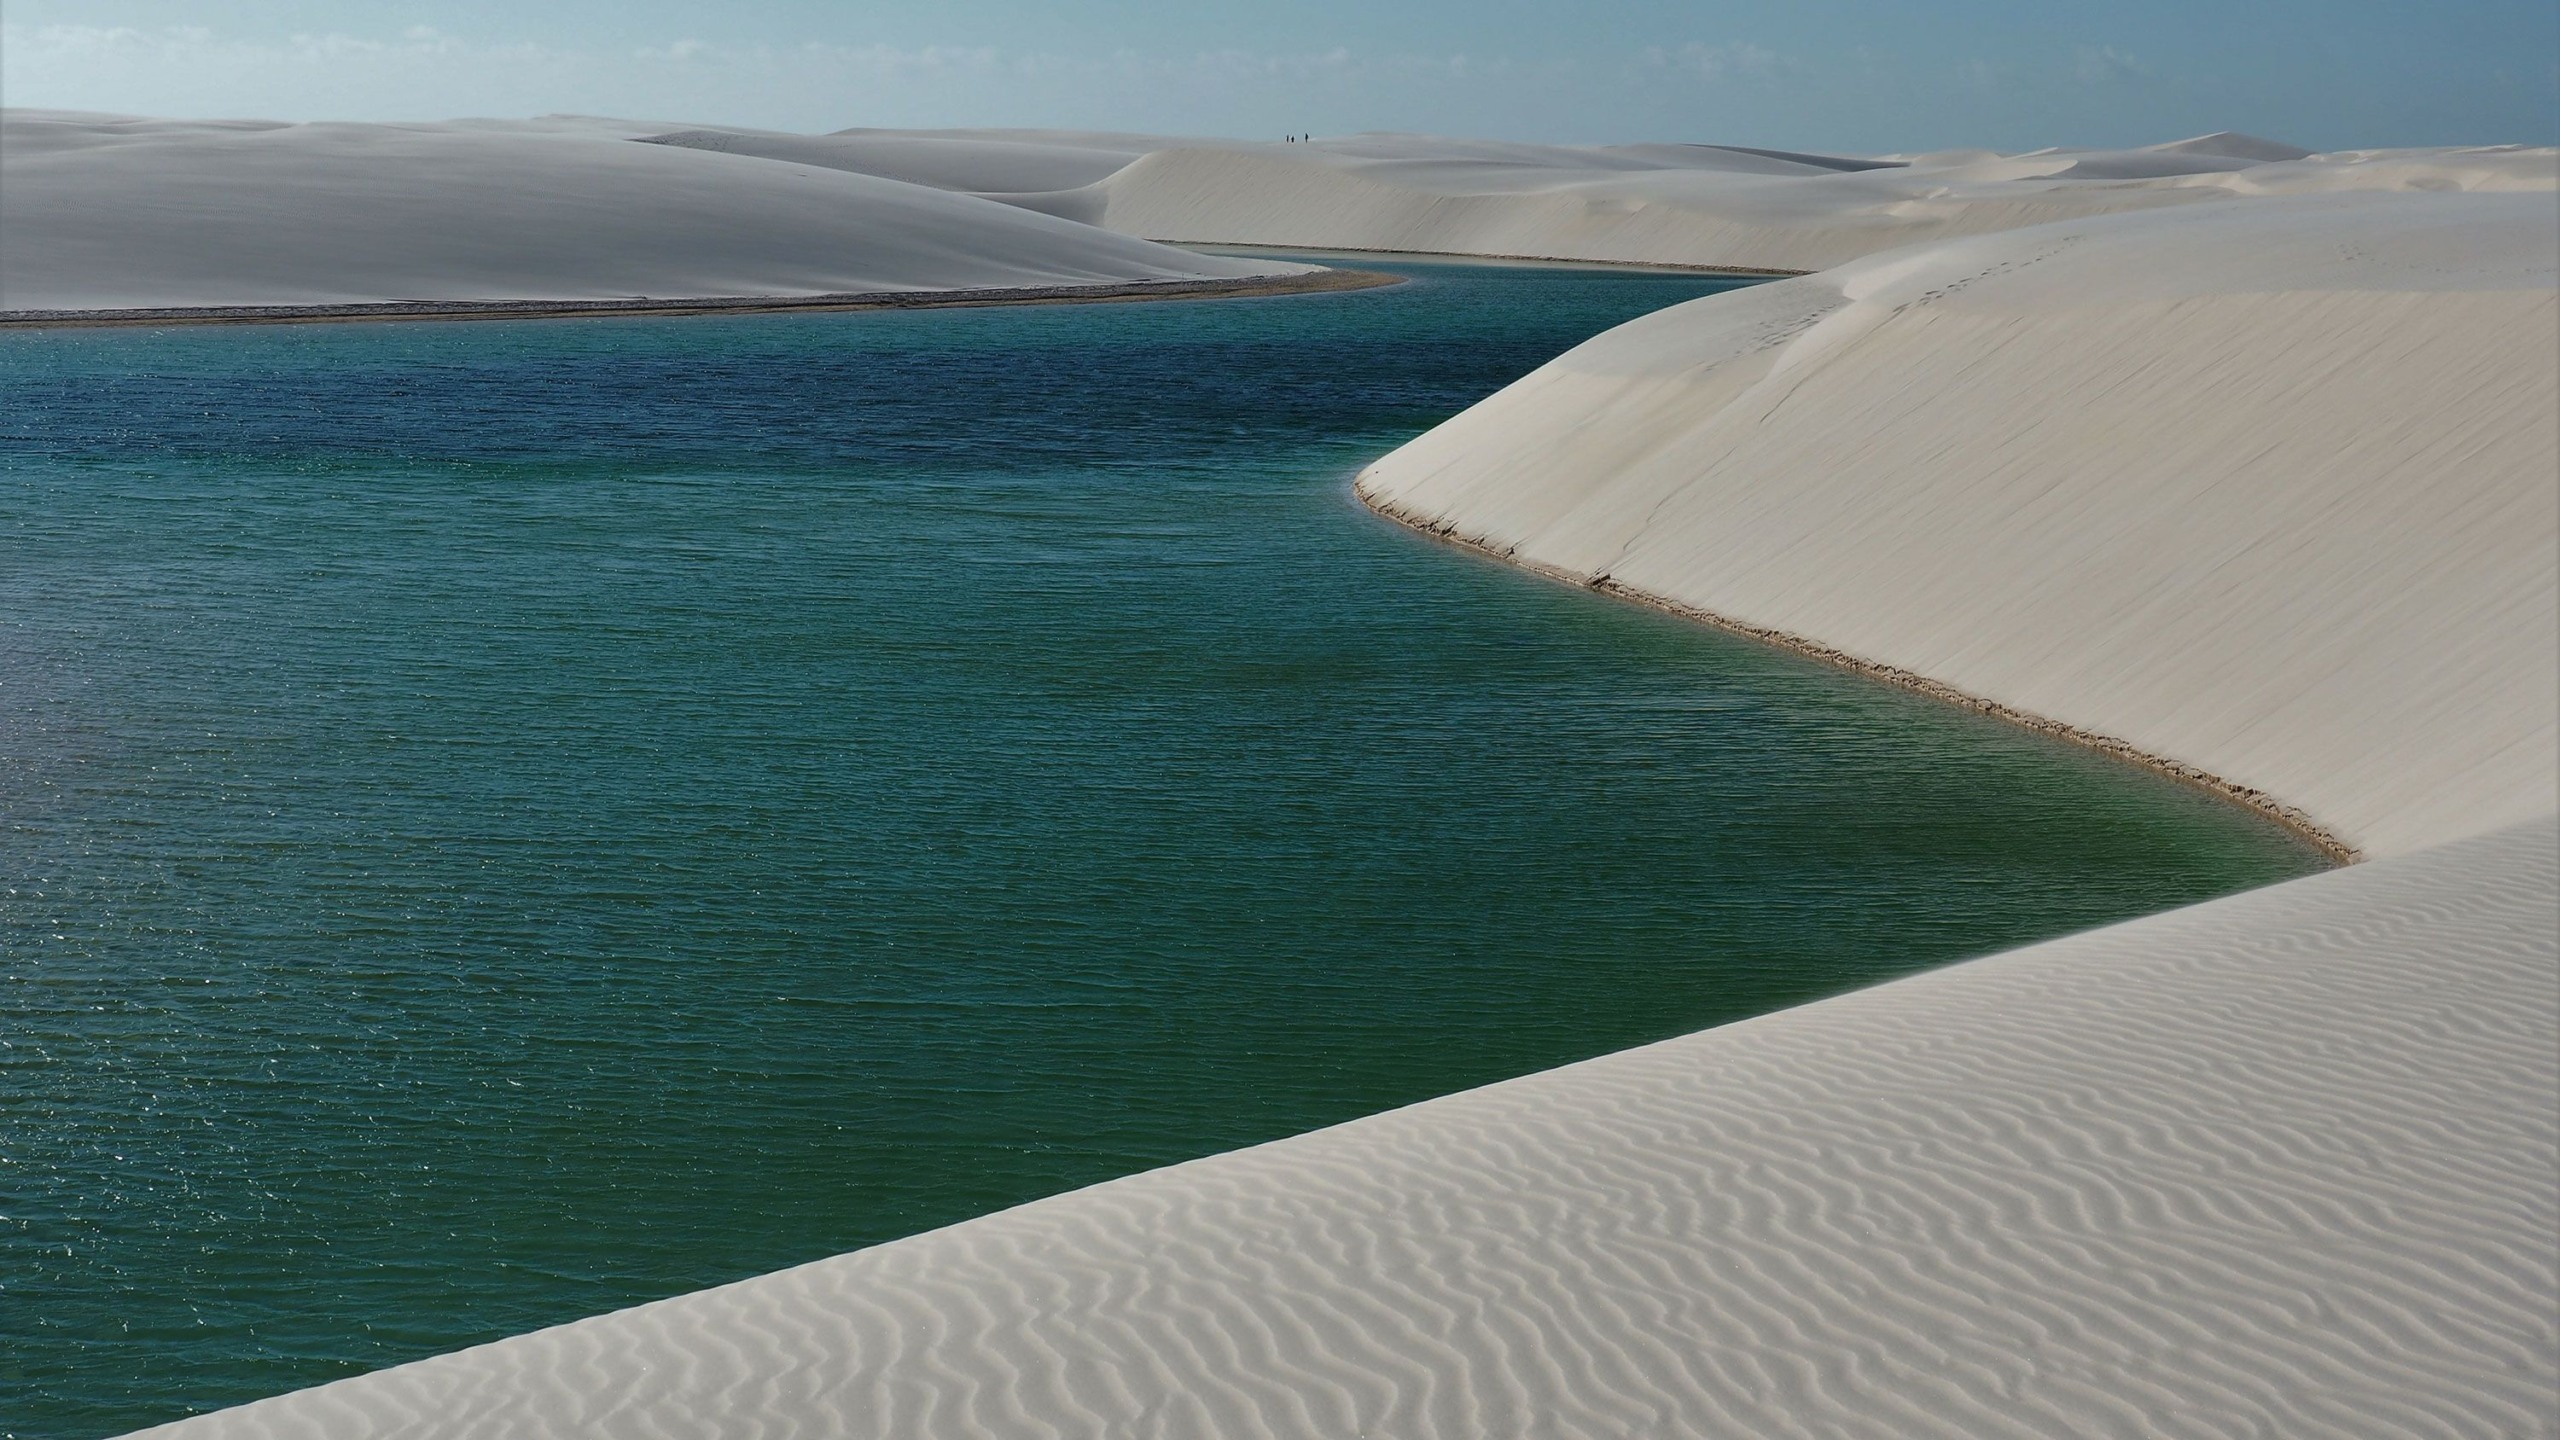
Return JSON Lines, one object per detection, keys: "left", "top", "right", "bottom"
{"left": 637, "top": 126, "right": 1159, "bottom": 192}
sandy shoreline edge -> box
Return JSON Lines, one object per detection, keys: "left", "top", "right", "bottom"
{"left": 0, "top": 267, "right": 1400, "bottom": 329}
{"left": 1182, "top": 242, "right": 1811, "bottom": 277}
{"left": 1354, "top": 191, "right": 2556, "bottom": 863}
{"left": 1358, "top": 481, "right": 2359, "bottom": 863}
{"left": 127, "top": 817, "right": 2557, "bottom": 1440}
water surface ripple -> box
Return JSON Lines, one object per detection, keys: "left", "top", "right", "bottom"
{"left": 0, "top": 259, "right": 2322, "bottom": 1437}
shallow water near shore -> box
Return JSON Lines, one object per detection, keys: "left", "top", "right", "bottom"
{"left": 0, "top": 257, "right": 2324, "bottom": 1438}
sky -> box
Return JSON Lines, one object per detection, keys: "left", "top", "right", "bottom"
{"left": 3, "top": 0, "right": 2554, "bottom": 153}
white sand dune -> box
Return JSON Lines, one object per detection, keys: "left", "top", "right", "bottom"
{"left": 73, "top": 120, "right": 2560, "bottom": 1436}
{"left": 1094, "top": 133, "right": 2555, "bottom": 271}
{"left": 133, "top": 817, "right": 2559, "bottom": 1439}
{"left": 0, "top": 112, "right": 1305, "bottom": 314}
{"left": 685, "top": 125, "right": 2548, "bottom": 273}
{"left": 20, "top": 114, "right": 2545, "bottom": 313}
{"left": 1359, "top": 191, "right": 2559, "bottom": 860}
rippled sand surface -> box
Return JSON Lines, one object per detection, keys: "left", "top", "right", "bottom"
{"left": 132, "top": 820, "right": 2556, "bottom": 1440}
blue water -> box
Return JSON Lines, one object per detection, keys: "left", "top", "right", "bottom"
{"left": 0, "top": 258, "right": 2324, "bottom": 1437}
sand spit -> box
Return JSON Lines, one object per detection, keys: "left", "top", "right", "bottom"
{"left": 1185, "top": 241, "right": 1810, "bottom": 277}
{"left": 1361, "top": 191, "right": 2558, "bottom": 861}
{"left": 0, "top": 113, "right": 1309, "bottom": 315}
{"left": 134, "top": 817, "right": 2559, "bottom": 1439}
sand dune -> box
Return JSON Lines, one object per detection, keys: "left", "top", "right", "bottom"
{"left": 1096, "top": 134, "right": 2555, "bottom": 270}
{"left": 133, "top": 818, "right": 2559, "bottom": 1438}
{"left": 20, "top": 114, "right": 2545, "bottom": 314}
{"left": 677, "top": 125, "right": 2547, "bottom": 272}
{"left": 1359, "top": 191, "right": 2558, "bottom": 859}
{"left": 0, "top": 113, "right": 1305, "bottom": 314}
{"left": 65, "top": 118, "right": 2560, "bottom": 1436}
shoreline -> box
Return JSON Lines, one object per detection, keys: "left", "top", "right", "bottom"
{"left": 0, "top": 267, "right": 1401, "bottom": 330}
{"left": 1357, "top": 478, "right": 2360, "bottom": 865}
{"left": 1183, "top": 242, "right": 1810, "bottom": 277}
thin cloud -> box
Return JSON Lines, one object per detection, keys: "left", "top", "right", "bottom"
{"left": 1643, "top": 42, "right": 1781, "bottom": 82}
{"left": 2074, "top": 45, "right": 2151, "bottom": 85}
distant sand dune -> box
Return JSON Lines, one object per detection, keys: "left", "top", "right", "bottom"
{"left": 647, "top": 125, "right": 2550, "bottom": 274}
{"left": 1091, "top": 135, "right": 2554, "bottom": 271}
{"left": 14, "top": 113, "right": 2549, "bottom": 313}
{"left": 0, "top": 113, "right": 1305, "bottom": 314}
{"left": 594, "top": 123, "right": 2559, "bottom": 275}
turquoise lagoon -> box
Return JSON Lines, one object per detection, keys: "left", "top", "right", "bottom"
{"left": 0, "top": 259, "right": 2323, "bottom": 1436}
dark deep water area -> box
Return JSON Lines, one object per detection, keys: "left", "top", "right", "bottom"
{"left": 0, "top": 258, "right": 2324, "bottom": 1436}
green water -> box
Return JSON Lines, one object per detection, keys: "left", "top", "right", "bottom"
{"left": 0, "top": 258, "right": 2323, "bottom": 1437}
